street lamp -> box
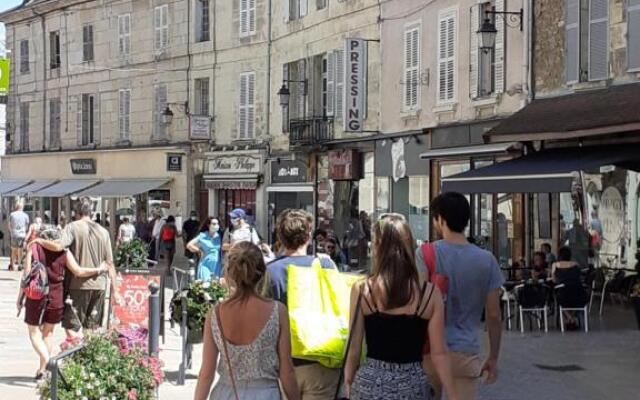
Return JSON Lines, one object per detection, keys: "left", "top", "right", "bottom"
{"left": 277, "top": 84, "right": 291, "bottom": 107}
{"left": 476, "top": 8, "right": 523, "bottom": 51}
{"left": 161, "top": 106, "right": 174, "bottom": 125}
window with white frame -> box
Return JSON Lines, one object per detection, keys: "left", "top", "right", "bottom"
{"left": 195, "top": 78, "right": 210, "bottom": 115}
{"left": 238, "top": 72, "right": 256, "bottom": 139}
{"left": 283, "top": 0, "right": 308, "bottom": 21}
{"left": 83, "top": 24, "right": 94, "bottom": 62}
{"left": 119, "top": 89, "right": 131, "bottom": 141}
{"left": 239, "top": 0, "right": 256, "bottom": 37}
{"left": 80, "top": 94, "right": 98, "bottom": 146}
{"left": 403, "top": 23, "right": 421, "bottom": 111}
{"left": 153, "top": 84, "right": 168, "bottom": 140}
{"left": 630, "top": 0, "right": 640, "bottom": 71}
{"left": 470, "top": 1, "right": 504, "bottom": 99}
{"left": 197, "top": 0, "right": 210, "bottom": 42}
{"left": 325, "top": 49, "right": 345, "bottom": 119}
{"left": 437, "top": 9, "right": 457, "bottom": 104}
{"left": 118, "top": 14, "right": 131, "bottom": 56}
{"left": 19, "top": 102, "right": 29, "bottom": 151}
{"left": 565, "top": 0, "right": 609, "bottom": 83}
{"left": 49, "top": 98, "right": 61, "bottom": 148}
{"left": 154, "top": 5, "right": 169, "bottom": 51}
{"left": 20, "top": 40, "right": 29, "bottom": 74}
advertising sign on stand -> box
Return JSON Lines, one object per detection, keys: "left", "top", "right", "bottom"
{"left": 112, "top": 272, "right": 162, "bottom": 330}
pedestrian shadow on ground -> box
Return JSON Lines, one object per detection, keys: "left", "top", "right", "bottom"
{"left": 163, "top": 370, "right": 199, "bottom": 384}
{"left": 0, "top": 375, "right": 37, "bottom": 388}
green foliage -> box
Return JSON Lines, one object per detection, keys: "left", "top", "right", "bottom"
{"left": 115, "top": 239, "right": 149, "bottom": 270}
{"left": 170, "top": 280, "right": 228, "bottom": 339}
{"left": 38, "top": 334, "right": 159, "bottom": 400}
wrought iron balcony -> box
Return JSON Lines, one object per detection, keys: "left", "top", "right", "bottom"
{"left": 289, "top": 116, "right": 334, "bottom": 147}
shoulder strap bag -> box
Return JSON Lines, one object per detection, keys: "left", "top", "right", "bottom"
{"left": 215, "top": 305, "right": 240, "bottom": 400}
{"left": 334, "top": 288, "right": 363, "bottom": 400}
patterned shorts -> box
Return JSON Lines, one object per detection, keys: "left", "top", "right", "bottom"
{"left": 351, "top": 358, "right": 432, "bottom": 400}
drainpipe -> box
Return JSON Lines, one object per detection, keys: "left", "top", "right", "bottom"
{"left": 527, "top": 0, "right": 535, "bottom": 102}
{"left": 266, "top": 0, "right": 273, "bottom": 142}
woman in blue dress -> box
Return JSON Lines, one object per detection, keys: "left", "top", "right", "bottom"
{"left": 187, "top": 217, "right": 222, "bottom": 281}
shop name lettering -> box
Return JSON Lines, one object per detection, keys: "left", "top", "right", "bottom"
{"left": 277, "top": 167, "right": 300, "bottom": 177}
{"left": 346, "top": 39, "right": 364, "bottom": 132}
{"left": 212, "top": 157, "right": 257, "bottom": 172}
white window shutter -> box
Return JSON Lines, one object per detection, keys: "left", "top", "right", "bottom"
{"left": 247, "top": 73, "right": 256, "bottom": 138}
{"left": 494, "top": 0, "right": 505, "bottom": 93}
{"left": 438, "top": 12, "right": 456, "bottom": 103}
{"left": 438, "top": 16, "right": 447, "bottom": 102}
{"left": 94, "top": 94, "right": 101, "bottom": 145}
{"left": 239, "top": 73, "right": 248, "bottom": 138}
{"left": 403, "top": 26, "right": 420, "bottom": 110}
{"left": 588, "top": 0, "right": 608, "bottom": 80}
{"left": 403, "top": 29, "right": 412, "bottom": 109}
{"left": 154, "top": 7, "right": 162, "bottom": 50}
{"left": 240, "top": 0, "right": 249, "bottom": 36}
{"left": 161, "top": 6, "right": 169, "bottom": 48}
{"left": 446, "top": 16, "right": 456, "bottom": 101}
{"left": 629, "top": 0, "right": 640, "bottom": 71}
{"left": 326, "top": 51, "right": 335, "bottom": 116}
{"left": 75, "top": 96, "right": 82, "bottom": 146}
{"left": 565, "top": 0, "right": 580, "bottom": 83}
{"left": 469, "top": 5, "right": 479, "bottom": 99}
{"left": 283, "top": 0, "right": 290, "bottom": 22}
{"left": 119, "top": 91, "right": 124, "bottom": 138}
{"left": 300, "top": 0, "right": 308, "bottom": 17}
{"left": 249, "top": 0, "right": 256, "bottom": 34}
{"left": 335, "top": 49, "right": 345, "bottom": 120}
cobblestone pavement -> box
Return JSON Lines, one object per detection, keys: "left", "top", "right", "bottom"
{"left": 1, "top": 260, "right": 638, "bottom": 400}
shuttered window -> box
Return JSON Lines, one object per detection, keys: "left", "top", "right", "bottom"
{"left": 627, "top": 0, "right": 640, "bottom": 70}
{"left": 81, "top": 94, "right": 98, "bottom": 146}
{"left": 195, "top": 78, "right": 210, "bottom": 115}
{"left": 437, "top": 10, "right": 457, "bottom": 103}
{"left": 300, "top": 0, "right": 308, "bottom": 17}
{"left": 83, "top": 25, "right": 94, "bottom": 62}
{"left": 403, "top": 24, "right": 421, "bottom": 111}
{"left": 326, "top": 51, "right": 335, "bottom": 116}
{"left": 49, "top": 31, "right": 61, "bottom": 70}
{"left": 19, "top": 102, "right": 29, "bottom": 151}
{"left": 49, "top": 98, "right": 61, "bottom": 148}
{"left": 197, "top": 0, "right": 211, "bottom": 42}
{"left": 493, "top": 0, "right": 505, "bottom": 93}
{"left": 335, "top": 49, "right": 345, "bottom": 120}
{"left": 119, "top": 89, "right": 131, "bottom": 141}
{"left": 469, "top": 5, "right": 480, "bottom": 99}
{"left": 154, "top": 5, "right": 169, "bottom": 51}
{"left": 20, "top": 40, "right": 29, "bottom": 74}
{"left": 153, "top": 85, "right": 168, "bottom": 140}
{"left": 588, "top": 0, "right": 608, "bottom": 80}
{"left": 118, "top": 14, "right": 131, "bottom": 56}
{"left": 240, "top": 0, "right": 256, "bottom": 37}
{"left": 565, "top": 0, "right": 580, "bottom": 83}
{"left": 239, "top": 72, "right": 256, "bottom": 139}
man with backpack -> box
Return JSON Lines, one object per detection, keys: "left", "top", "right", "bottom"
{"left": 221, "top": 208, "right": 260, "bottom": 251}
{"left": 34, "top": 198, "right": 117, "bottom": 334}
{"left": 267, "top": 209, "right": 339, "bottom": 399}
{"left": 417, "top": 192, "right": 503, "bottom": 400}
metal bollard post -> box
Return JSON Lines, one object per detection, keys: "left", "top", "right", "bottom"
{"left": 177, "top": 294, "right": 188, "bottom": 385}
{"left": 148, "top": 281, "right": 161, "bottom": 357}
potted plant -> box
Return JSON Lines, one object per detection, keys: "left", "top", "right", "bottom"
{"left": 115, "top": 239, "right": 150, "bottom": 270}
{"left": 170, "top": 280, "right": 228, "bottom": 343}
{"left": 39, "top": 333, "right": 163, "bottom": 400}
{"left": 631, "top": 243, "right": 640, "bottom": 330}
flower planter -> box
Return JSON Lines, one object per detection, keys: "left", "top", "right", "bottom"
{"left": 633, "top": 297, "right": 640, "bottom": 330}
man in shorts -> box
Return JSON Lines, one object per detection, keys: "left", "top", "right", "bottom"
{"left": 8, "top": 200, "right": 30, "bottom": 270}
{"left": 36, "top": 198, "right": 117, "bottom": 333}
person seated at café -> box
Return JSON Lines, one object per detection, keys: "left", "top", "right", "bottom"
{"left": 540, "top": 242, "right": 556, "bottom": 265}
{"left": 532, "top": 251, "right": 549, "bottom": 280}
{"left": 552, "top": 246, "right": 588, "bottom": 330}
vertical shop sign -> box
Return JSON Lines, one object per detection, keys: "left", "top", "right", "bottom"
{"left": 344, "top": 39, "right": 367, "bottom": 132}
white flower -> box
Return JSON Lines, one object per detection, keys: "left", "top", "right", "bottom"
{"left": 76, "top": 389, "right": 82, "bottom": 396}
{"left": 203, "top": 293, "right": 212, "bottom": 302}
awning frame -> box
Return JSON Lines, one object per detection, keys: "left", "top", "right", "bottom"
{"left": 420, "top": 142, "right": 522, "bottom": 160}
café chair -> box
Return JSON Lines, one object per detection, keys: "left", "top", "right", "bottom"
{"left": 555, "top": 283, "right": 589, "bottom": 333}
{"left": 515, "top": 282, "right": 549, "bottom": 333}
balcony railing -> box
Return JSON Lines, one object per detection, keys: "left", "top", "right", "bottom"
{"left": 289, "top": 116, "right": 334, "bottom": 147}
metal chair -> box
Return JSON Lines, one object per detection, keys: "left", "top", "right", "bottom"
{"left": 500, "top": 286, "right": 516, "bottom": 330}
{"left": 555, "top": 283, "right": 589, "bottom": 333}
{"left": 515, "top": 282, "right": 549, "bottom": 333}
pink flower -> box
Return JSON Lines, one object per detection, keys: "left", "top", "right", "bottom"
{"left": 127, "top": 389, "right": 138, "bottom": 400}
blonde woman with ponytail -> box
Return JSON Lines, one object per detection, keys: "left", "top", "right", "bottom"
{"left": 194, "top": 242, "right": 300, "bottom": 400}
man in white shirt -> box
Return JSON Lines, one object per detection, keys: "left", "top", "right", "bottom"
{"left": 117, "top": 217, "right": 136, "bottom": 245}
{"left": 222, "top": 208, "right": 260, "bottom": 251}
{"left": 150, "top": 213, "right": 165, "bottom": 260}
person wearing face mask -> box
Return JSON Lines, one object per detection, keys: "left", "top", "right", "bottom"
{"left": 221, "top": 208, "right": 261, "bottom": 252}
{"left": 187, "top": 217, "right": 223, "bottom": 281}
{"left": 182, "top": 211, "right": 201, "bottom": 260}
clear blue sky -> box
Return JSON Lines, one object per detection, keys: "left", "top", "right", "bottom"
{"left": 1, "top": 0, "right": 24, "bottom": 53}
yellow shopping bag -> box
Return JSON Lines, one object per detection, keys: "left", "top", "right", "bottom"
{"left": 287, "top": 259, "right": 364, "bottom": 368}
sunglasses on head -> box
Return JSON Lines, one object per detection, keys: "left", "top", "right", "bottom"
{"left": 377, "top": 212, "right": 406, "bottom": 221}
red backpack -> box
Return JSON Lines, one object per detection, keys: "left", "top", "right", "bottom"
{"left": 22, "top": 259, "right": 49, "bottom": 301}
{"left": 420, "top": 242, "right": 449, "bottom": 354}
{"left": 161, "top": 225, "right": 176, "bottom": 242}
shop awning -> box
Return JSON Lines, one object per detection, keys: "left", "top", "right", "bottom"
{"left": 203, "top": 174, "right": 259, "bottom": 190}
{"left": 419, "top": 142, "right": 522, "bottom": 159}
{"left": 485, "top": 83, "right": 640, "bottom": 142}
{"left": 441, "top": 145, "right": 640, "bottom": 194}
{"left": 0, "top": 180, "right": 32, "bottom": 195}
{"left": 30, "top": 179, "right": 100, "bottom": 197}
{"left": 75, "top": 179, "right": 170, "bottom": 197}
{"left": 8, "top": 180, "right": 58, "bottom": 196}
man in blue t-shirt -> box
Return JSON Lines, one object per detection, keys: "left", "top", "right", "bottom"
{"left": 267, "top": 209, "right": 338, "bottom": 399}
{"left": 417, "top": 192, "right": 503, "bottom": 400}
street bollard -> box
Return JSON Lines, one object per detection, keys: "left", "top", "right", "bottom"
{"left": 148, "top": 281, "right": 161, "bottom": 358}
{"left": 177, "top": 294, "right": 188, "bottom": 385}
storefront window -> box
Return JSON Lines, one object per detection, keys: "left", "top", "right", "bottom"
{"left": 496, "top": 193, "right": 513, "bottom": 267}
{"left": 409, "top": 176, "right": 430, "bottom": 242}
{"left": 376, "top": 177, "right": 390, "bottom": 218}
{"left": 217, "top": 189, "right": 256, "bottom": 229}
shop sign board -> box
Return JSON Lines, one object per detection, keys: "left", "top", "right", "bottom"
{"left": 271, "top": 160, "right": 307, "bottom": 184}
{"left": 344, "top": 39, "right": 367, "bottom": 133}
{"left": 599, "top": 186, "right": 624, "bottom": 254}
{"left": 190, "top": 115, "right": 211, "bottom": 140}
{"left": 70, "top": 158, "right": 96, "bottom": 174}
{"left": 329, "top": 150, "right": 361, "bottom": 181}
{"left": 167, "top": 154, "right": 182, "bottom": 171}
{"left": 0, "top": 58, "right": 9, "bottom": 96}
{"left": 112, "top": 272, "right": 161, "bottom": 330}
{"left": 208, "top": 155, "right": 261, "bottom": 175}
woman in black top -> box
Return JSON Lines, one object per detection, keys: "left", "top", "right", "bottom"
{"left": 344, "top": 213, "right": 458, "bottom": 400}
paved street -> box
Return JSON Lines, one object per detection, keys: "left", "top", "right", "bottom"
{"left": 1, "top": 261, "right": 638, "bottom": 400}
